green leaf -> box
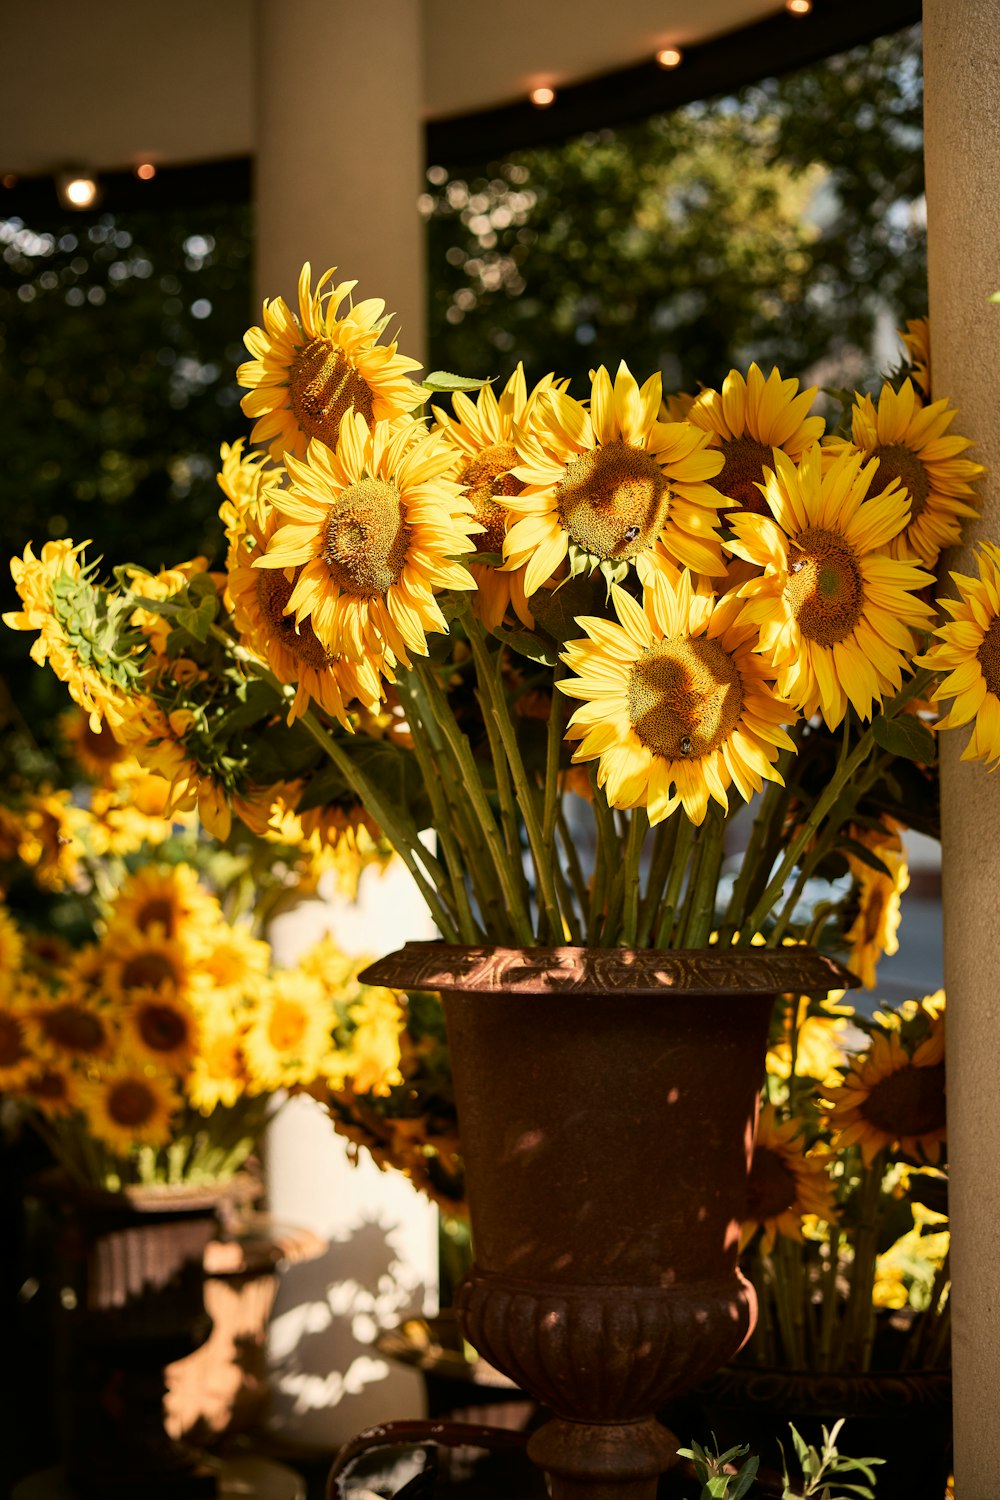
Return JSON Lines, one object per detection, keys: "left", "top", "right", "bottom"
{"left": 837, "top": 836, "right": 891, "bottom": 878}
{"left": 870, "top": 712, "right": 936, "bottom": 764}
{"left": 421, "top": 370, "right": 491, "bottom": 392}
{"left": 490, "top": 621, "right": 560, "bottom": 666}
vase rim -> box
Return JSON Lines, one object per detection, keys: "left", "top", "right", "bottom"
{"left": 359, "top": 942, "right": 858, "bottom": 997}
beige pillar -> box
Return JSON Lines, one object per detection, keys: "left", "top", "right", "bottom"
{"left": 924, "top": 4, "right": 1000, "bottom": 1489}
{"left": 255, "top": 0, "right": 427, "bottom": 360}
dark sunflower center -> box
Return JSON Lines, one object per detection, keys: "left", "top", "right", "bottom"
{"left": 861, "top": 1061, "right": 946, "bottom": 1139}
{"left": 745, "top": 1145, "right": 799, "bottom": 1222}
{"left": 121, "top": 952, "right": 181, "bottom": 992}
{"left": 977, "top": 617, "right": 1000, "bottom": 697}
{"left": 138, "top": 1003, "right": 190, "bottom": 1053}
{"left": 137, "top": 898, "right": 176, "bottom": 936}
{"left": 0, "top": 1014, "right": 27, "bottom": 1068}
{"left": 288, "top": 337, "right": 375, "bottom": 448}
{"left": 81, "top": 722, "right": 124, "bottom": 765}
{"left": 628, "top": 637, "right": 744, "bottom": 760}
{"left": 42, "top": 1005, "right": 106, "bottom": 1053}
{"left": 30, "top": 1071, "right": 69, "bottom": 1102}
{"left": 785, "top": 528, "right": 864, "bottom": 647}
{"left": 108, "top": 1080, "right": 157, "bottom": 1128}
{"left": 322, "top": 479, "right": 412, "bottom": 597}
{"left": 868, "top": 444, "right": 930, "bottom": 520}
{"left": 269, "top": 1001, "right": 307, "bottom": 1053}
{"left": 715, "top": 437, "right": 774, "bottom": 517}
{"left": 556, "top": 441, "right": 669, "bottom": 561}
{"left": 256, "top": 568, "right": 331, "bottom": 670}
{"left": 459, "top": 442, "right": 523, "bottom": 558}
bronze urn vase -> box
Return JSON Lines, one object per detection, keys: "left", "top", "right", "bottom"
{"left": 360, "top": 941, "right": 853, "bottom": 1500}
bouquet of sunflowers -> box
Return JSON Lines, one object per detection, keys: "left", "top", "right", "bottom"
{"left": 2, "top": 268, "right": 988, "bottom": 969}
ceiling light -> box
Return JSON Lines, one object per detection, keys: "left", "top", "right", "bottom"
{"left": 529, "top": 86, "right": 556, "bottom": 108}
{"left": 655, "top": 47, "right": 683, "bottom": 68}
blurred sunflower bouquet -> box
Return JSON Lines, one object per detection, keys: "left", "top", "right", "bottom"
{"left": 739, "top": 988, "right": 949, "bottom": 1374}
{"left": 0, "top": 863, "right": 405, "bottom": 1192}
{"left": 2, "top": 268, "right": 990, "bottom": 967}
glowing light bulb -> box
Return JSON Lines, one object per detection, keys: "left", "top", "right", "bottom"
{"left": 60, "top": 173, "right": 98, "bottom": 209}
{"left": 655, "top": 47, "right": 683, "bottom": 68}
{"left": 786, "top": 0, "right": 812, "bottom": 13}
{"left": 529, "top": 86, "right": 556, "bottom": 108}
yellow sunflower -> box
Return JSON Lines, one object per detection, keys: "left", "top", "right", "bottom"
{"left": 17, "top": 1063, "right": 82, "bottom": 1119}
{"left": 899, "top": 317, "right": 931, "bottom": 399}
{"left": 767, "top": 996, "right": 848, "bottom": 1089}
{"left": 243, "top": 971, "right": 333, "bottom": 1091}
{"left": 88, "top": 762, "right": 182, "bottom": 856}
{"left": 16, "top": 789, "right": 88, "bottom": 892}
{"left": 191, "top": 924, "right": 271, "bottom": 1001}
{"left": 822, "top": 380, "right": 984, "bottom": 569}
{"left": 687, "top": 363, "right": 825, "bottom": 518}
{"left": 919, "top": 542, "right": 1000, "bottom": 769}
{"left": 843, "top": 819, "right": 909, "bottom": 989}
{"left": 186, "top": 1009, "right": 249, "bottom": 1114}
{"left": 502, "top": 362, "right": 727, "bottom": 598}
{"left": 728, "top": 447, "right": 935, "bottom": 729}
{"left": 136, "top": 719, "right": 232, "bottom": 841}
{"left": 238, "top": 262, "right": 425, "bottom": 461}
{"left": 126, "top": 556, "right": 215, "bottom": 655}
{"left": 217, "top": 437, "right": 276, "bottom": 537}
{"left": 327, "top": 985, "right": 405, "bottom": 1098}
{"left": 113, "top": 864, "right": 223, "bottom": 950}
{"left": 825, "top": 1014, "right": 946, "bottom": 1167}
{"left": 558, "top": 575, "right": 796, "bottom": 825}
{"left": 227, "top": 497, "right": 386, "bottom": 725}
{"left": 101, "top": 923, "right": 192, "bottom": 1003}
{"left": 433, "top": 364, "right": 564, "bottom": 629}
{"left": 741, "top": 1105, "right": 838, "bottom": 1252}
{"left": 79, "top": 1067, "right": 180, "bottom": 1154}
{"left": 254, "top": 414, "right": 477, "bottom": 668}
{"left": 0, "top": 1000, "right": 36, "bottom": 1089}
{"left": 122, "top": 986, "right": 200, "bottom": 1071}
{"left": 0, "top": 904, "right": 24, "bottom": 990}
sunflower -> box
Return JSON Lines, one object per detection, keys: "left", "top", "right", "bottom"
{"left": 17, "top": 1064, "right": 82, "bottom": 1119}
{"left": 433, "top": 364, "right": 564, "bottom": 629}
{"left": 113, "top": 864, "right": 223, "bottom": 950}
{"left": 822, "top": 380, "right": 983, "bottom": 569}
{"left": 843, "top": 819, "right": 909, "bottom": 989}
{"left": 254, "top": 414, "right": 477, "bottom": 668}
{"left": 27, "top": 993, "right": 115, "bottom": 1062}
{"left": 825, "top": 1013, "right": 946, "bottom": 1167}
{"left": 88, "top": 766, "right": 184, "bottom": 856}
{"left": 227, "top": 496, "right": 386, "bottom": 725}
{"left": 558, "top": 575, "right": 796, "bottom": 825}
{"left": 766, "top": 996, "right": 848, "bottom": 1088}
{"left": 687, "top": 363, "right": 824, "bottom": 519}
{"left": 217, "top": 437, "right": 276, "bottom": 537}
{"left": 918, "top": 542, "right": 1000, "bottom": 769}
{"left": 60, "top": 709, "right": 127, "bottom": 781}
{"left": 126, "top": 556, "right": 215, "bottom": 655}
{"left": 0, "top": 1000, "right": 35, "bottom": 1089}
{"left": 740, "top": 1105, "right": 838, "bottom": 1252}
{"left": 16, "top": 790, "right": 88, "bottom": 892}
{"left": 243, "top": 971, "right": 333, "bottom": 1091}
{"left": 728, "top": 447, "right": 935, "bottom": 730}
{"left": 80, "top": 1067, "right": 180, "bottom": 1155}
{"left": 101, "top": 923, "right": 192, "bottom": 1003}
{"left": 328, "top": 985, "right": 405, "bottom": 1097}
{"left": 122, "top": 986, "right": 200, "bottom": 1071}
{"left": 136, "top": 726, "right": 232, "bottom": 841}
{"left": 0, "top": 904, "right": 24, "bottom": 991}
{"left": 238, "top": 262, "right": 425, "bottom": 462}
{"left": 191, "top": 924, "right": 271, "bottom": 1000}
{"left": 899, "top": 317, "right": 931, "bottom": 399}
{"left": 186, "top": 1011, "right": 249, "bottom": 1114}
{"left": 502, "top": 362, "right": 727, "bottom": 598}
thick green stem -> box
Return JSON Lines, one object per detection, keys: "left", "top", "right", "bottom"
{"left": 655, "top": 814, "right": 696, "bottom": 947}
{"left": 619, "top": 810, "right": 647, "bottom": 948}
{"left": 679, "top": 804, "right": 727, "bottom": 948}
{"left": 636, "top": 815, "right": 679, "bottom": 948}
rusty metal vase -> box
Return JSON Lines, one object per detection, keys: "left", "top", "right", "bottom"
{"left": 360, "top": 942, "right": 852, "bottom": 1500}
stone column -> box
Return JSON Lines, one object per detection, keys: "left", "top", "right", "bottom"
{"left": 923, "top": 4, "right": 1000, "bottom": 1489}
{"left": 254, "top": 0, "right": 427, "bottom": 360}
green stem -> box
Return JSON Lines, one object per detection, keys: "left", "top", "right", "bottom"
{"left": 542, "top": 665, "right": 566, "bottom": 850}
{"left": 557, "top": 805, "right": 589, "bottom": 923}
{"left": 619, "top": 810, "right": 647, "bottom": 948}
{"left": 818, "top": 1225, "right": 842, "bottom": 1372}
{"left": 679, "top": 804, "right": 727, "bottom": 948}
{"left": 588, "top": 766, "right": 620, "bottom": 944}
{"left": 655, "top": 814, "right": 696, "bottom": 947}
{"left": 636, "top": 816, "right": 680, "bottom": 948}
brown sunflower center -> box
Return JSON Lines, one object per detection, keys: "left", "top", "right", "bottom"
{"left": 269, "top": 1001, "right": 308, "bottom": 1053}
{"left": 288, "top": 337, "right": 375, "bottom": 449}
{"left": 868, "top": 443, "right": 930, "bottom": 520}
{"left": 322, "top": 479, "right": 412, "bottom": 598}
{"left": 746, "top": 1145, "right": 799, "bottom": 1222}
{"left": 556, "top": 441, "right": 669, "bottom": 561}
{"left": 0, "top": 1013, "right": 27, "bottom": 1068}
{"left": 715, "top": 437, "right": 774, "bottom": 517}
{"left": 138, "top": 1002, "right": 190, "bottom": 1053}
{"left": 120, "top": 952, "right": 182, "bottom": 992}
{"left": 107, "top": 1079, "right": 157, "bottom": 1128}
{"left": 80, "top": 722, "right": 124, "bottom": 766}
{"left": 41, "top": 1004, "right": 106, "bottom": 1054}
{"left": 977, "top": 616, "right": 1000, "bottom": 697}
{"left": 459, "top": 442, "right": 523, "bottom": 558}
{"left": 861, "top": 1061, "right": 946, "bottom": 1140}
{"left": 628, "top": 637, "right": 744, "bottom": 760}
{"left": 29, "top": 1070, "right": 70, "bottom": 1103}
{"left": 784, "top": 528, "right": 864, "bottom": 647}
{"left": 136, "top": 898, "right": 177, "bottom": 936}
{"left": 256, "top": 568, "right": 331, "bottom": 670}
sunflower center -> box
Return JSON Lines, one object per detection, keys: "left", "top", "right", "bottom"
{"left": 459, "top": 442, "right": 523, "bottom": 558}
{"left": 0, "top": 1014, "right": 27, "bottom": 1068}
{"left": 256, "top": 568, "right": 331, "bottom": 670}
{"left": 861, "top": 1061, "right": 946, "bottom": 1140}
{"left": 556, "top": 441, "right": 669, "bottom": 561}
{"left": 977, "top": 616, "right": 1000, "bottom": 697}
{"left": 108, "top": 1079, "right": 157, "bottom": 1128}
{"left": 784, "top": 528, "right": 864, "bottom": 647}
{"left": 715, "top": 437, "right": 774, "bottom": 517}
{"left": 81, "top": 722, "right": 124, "bottom": 766}
{"left": 869, "top": 444, "right": 930, "bottom": 520}
{"left": 745, "top": 1145, "right": 799, "bottom": 1222}
{"left": 269, "top": 1001, "right": 308, "bottom": 1053}
{"left": 289, "top": 337, "right": 375, "bottom": 449}
{"left": 322, "top": 479, "right": 412, "bottom": 597}
{"left": 137, "top": 898, "right": 177, "bottom": 936}
{"left": 138, "top": 1002, "right": 190, "bottom": 1053}
{"left": 121, "top": 952, "right": 182, "bottom": 992}
{"left": 30, "top": 1070, "right": 69, "bottom": 1102}
{"left": 628, "top": 637, "right": 744, "bottom": 760}
{"left": 42, "top": 1005, "right": 106, "bottom": 1053}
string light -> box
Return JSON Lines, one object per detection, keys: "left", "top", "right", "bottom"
{"left": 57, "top": 172, "right": 99, "bottom": 210}
{"left": 135, "top": 162, "right": 156, "bottom": 181}
{"left": 529, "top": 86, "right": 556, "bottom": 108}
{"left": 786, "top": 0, "right": 812, "bottom": 13}
{"left": 655, "top": 47, "right": 683, "bottom": 68}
